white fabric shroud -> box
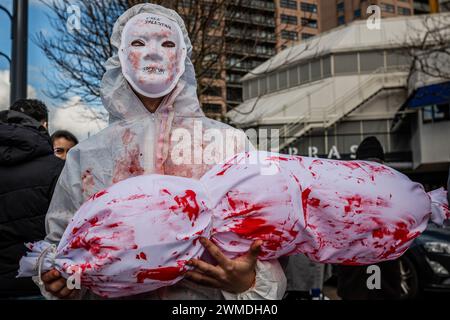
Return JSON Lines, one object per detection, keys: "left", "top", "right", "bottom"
{"left": 18, "top": 152, "right": 449, "bottom": 298}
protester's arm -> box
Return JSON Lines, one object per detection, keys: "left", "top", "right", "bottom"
{"left": 35, "top": 149, "right": 84, "bottom": 299}
{"left": 221, "top": 259, "right": 287, "bottom": 300}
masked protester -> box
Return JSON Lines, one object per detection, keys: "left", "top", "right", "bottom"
{"left": 38, "top": 4, "right": 286, "bottom": 300}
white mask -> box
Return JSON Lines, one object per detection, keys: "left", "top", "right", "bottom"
{"left": 119, "top": 13, "right": 187, "bottom": 98}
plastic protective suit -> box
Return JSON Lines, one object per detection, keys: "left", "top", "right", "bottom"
{"left": 40, "top": 3, "right": 286, "bottom": 300}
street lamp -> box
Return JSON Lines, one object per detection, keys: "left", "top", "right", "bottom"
{"left": 0, "top": 52, "right": 11, "bottom": 65}
{"left": 0, "top": 0, "right": 29, "bottom": 105}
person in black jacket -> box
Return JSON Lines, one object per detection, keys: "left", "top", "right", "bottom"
{"left": 0, "top": 99, "right": 64, "bottom": 298}
{"left": 336, "top": 136, "right": 402, "bottom": 300}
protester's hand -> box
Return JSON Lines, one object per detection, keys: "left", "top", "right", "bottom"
{"left": 42, "top": 269, "right": 79, "bottom": 299}
{"left": 185, "top": 237, "right": 262, "bottom": 293}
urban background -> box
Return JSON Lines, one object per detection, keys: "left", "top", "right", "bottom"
{"left": 0, "top": 0, "right": 449, "bottom": 300}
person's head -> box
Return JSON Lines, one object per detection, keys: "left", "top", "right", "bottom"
{"left": 356, "top": 136, "right": 385, "bottom": 163}
{"left": 10, "top": 99, "right": 48, "bottom": 129}
{"left": 101, "top": 4, "right": 202, "bottom": 122}
{"left": 118, "top": 12, "right": 187, "bottom": 99}
{"left": 51, "top": 130, "right": 79, "bottom": 160}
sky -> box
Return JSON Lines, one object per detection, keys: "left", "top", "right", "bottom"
{"left": 0, "top": 0, "right": 107, "bottom": 140}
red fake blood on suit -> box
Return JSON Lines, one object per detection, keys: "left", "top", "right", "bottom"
{"left": 81, "top": 169, "right": 95, "bottom": 195}
{"left": 136, "top": 265, "right": 185, "bottom": 283}
{"left": 170, "top": 190, "right": 200, "bottom": 222}
{"left": 216, "top": 154, "right": 239, "bottom": 176}
{"left": 162, "top": 189, "right": 172, "bottom": 195}
{"left": 112, "top": 129, "right": 144, "bottom": 183}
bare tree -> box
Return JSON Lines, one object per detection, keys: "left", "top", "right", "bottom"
{"left": 35, "top": 0, "right": 246, "bottom": 103}
{"left": 406, "top": 14, "right": 450, "bottom": 81}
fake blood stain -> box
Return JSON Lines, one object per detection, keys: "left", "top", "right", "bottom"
{"left": 216, "top": 154, "right": 239, "bottom": 176}
{"left": 224, "top": 192, "right": 265, "bottom": 220}
{"left": 136, "top": 265, "right": 184, "bottom": 283}
{"left": 170, "top": 190, "right": 200, "bottom": 222}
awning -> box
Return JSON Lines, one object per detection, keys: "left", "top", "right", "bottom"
{"left": 405, "top": 81, "right": 450, "bottom": 108}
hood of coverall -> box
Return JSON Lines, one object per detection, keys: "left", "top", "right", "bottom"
{"left": 100, "top": 3, "right": 204, "bottom": 122}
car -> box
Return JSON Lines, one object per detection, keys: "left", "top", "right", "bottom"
{"left": 399, "top": 221, "right": 450, "bottom": 299}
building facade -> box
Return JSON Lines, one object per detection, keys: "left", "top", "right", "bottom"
{"left": 198, "top": 0, "right": 445, "bottom": 120}
{"left": 227, "top": 13, "right": 450, "bottom": 188}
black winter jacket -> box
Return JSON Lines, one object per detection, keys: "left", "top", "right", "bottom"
{"left": 0, "top": 110, "right": 64, "bottom": 298}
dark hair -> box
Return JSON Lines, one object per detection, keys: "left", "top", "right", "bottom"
{"left": 51, "top": 130, "right": 79, "bottom": 145}
{"left": 356, "top": 136, "right": 385, "bottom": 162}
{"left": 10, "top": 99, "right": 48, "bottom": 123}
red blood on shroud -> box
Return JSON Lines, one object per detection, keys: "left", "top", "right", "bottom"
{"left": 136, "top": 252, "right": 147, "bottom": 260}
{"left": 216, "top": 154, "right": 239, "bottom": 176}
{"left": 89, "top": 190, "right": 108, "bottom": 201}
{"left": 230, "top": 217, "right": 276, "bottom": 239}
{"left": 170, "top": 190, "right": 200, "bottom": 222}
{"left": 301, "top": 188, "right": 312, "bottom": 227}
{"left": 224, "top": 192, "right": 265, "bottom": 220}
{"left": 69, "top": 236, "right": 120, "bottom": 256}
{"left": 136, "top": 265, "right": 185, "bottom": 283}
{"left": 265, "top": 156, "right": 290, "bottom": 162}
{"left": 340, "top": 162, "right": 361, "bottom": 170}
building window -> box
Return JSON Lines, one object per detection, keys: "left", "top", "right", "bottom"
{"left": 338, "top": 15, "right": 345, "bottom": 25}
{"left": 397, "top": 7, "right": 411, "bottom": 15}
{"left": 359, "top": 51, "right": 385, "bottom": 72}
{"left": 337, "top": 2, "right": 345, "bottom": 12}
{"left": 310, "top": 59, "right": 321, "bottom": 81}
{"left": 203, "top": 86, "right": 222, "bottom": 97}
{"left": 386, "top": 50, "right": 411, "bottom": 67}
{"left": 281, "top": 14, "right": 298, "bottom": 25}
{"left": 423, "top": 104, "right": 450, "bottom": 123}
{"left": 300, "top": 2, "right": 317, "bottom": 13}
{"left": 203, "top": 69, "right": 220, "bottom": 79}
{"left": 301, "top": 32, "right": 314, "bottom": 40}
{"left": 226, "top": 73, "right": 242, "bottom": 83}
{"left": 249, "top": 79, "right": 259, "bottom": 98}
{"left": 259, "top": 77, "right": 267, "bottom": 95}
{"left": 301, "top": 18, "right": 318, "bottom": 28}
{"left": 278, "top": 70, "right": 288, "bottom": 89}
{"left": 268, "top": 73, "right": 278, "bottom": 92}
{"left": 354, "top": 9, "right": 361, "bottom": 18}
{"left": 322, "top": 56, "right": 332, "bottom": 77}
{"left": 202, "top": 104, "right": 222, "bottom": 114}
{"left": 381, "top": 3, "right": 395, "bottom": 13}
{"left": 280, "top": 0, "right": 297, "bottom": 10}
{"left": 334, "top": 53, "right": 358, "bottom": 74}
{"left": 281, "top": 30, "right": 299, "bottom": 41}
{"left": 299, "top": 63, "right": 310, "bottom": 83}
{"left": 226, "top": 87, "right": 242, "bottom": 102}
